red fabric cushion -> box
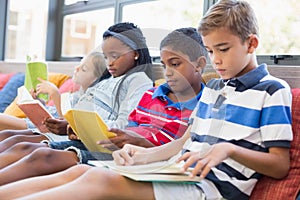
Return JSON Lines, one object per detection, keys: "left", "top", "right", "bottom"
{"left": 47, "top": 78, "right": 80, "bottom": 106}
{"left": 0, "top": 73, "right": 16, "bottom": 90}
{"left": 250, "top": 88, "right": 300, "bottom": 199}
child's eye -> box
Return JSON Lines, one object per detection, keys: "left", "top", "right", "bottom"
{"left": 112, "top": 55, "right": 119, "bottom": 59}
{"left": 220, "top": 47, "right": 230, "bottom": 52}
{"left": 81, "top": 65, "right": 87, "bottom": 72}
{"left": 171, "top": 62, "right": 180, "bottom": 67}
{"left": 206, "top": 49, "right": 213, "bottom": 54}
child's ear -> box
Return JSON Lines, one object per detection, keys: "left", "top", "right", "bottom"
{"left": 248, "top": 35, "right": 259, "bottom": 54}
{"left": 134, "top": 52, "right": 139, "bottom": 60}
{"left": 195, "top": 56, "right": 207, "bottom": 73}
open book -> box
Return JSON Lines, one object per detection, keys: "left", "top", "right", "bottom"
{"left": 88, "top": 155, "right": 202, "bottom": 183}
{"left": 63, "top": 109, "right": 116, "bottom": 153}
{"left": 17, "top": 86, "right": 54, "bottom": 133}
{"left": 24, "top": 61, "right": 48, "bottom": 101}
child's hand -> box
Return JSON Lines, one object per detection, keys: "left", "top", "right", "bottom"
{"left": 178, "top": 142, "right": 235, "bottom": 179}
{"left": 29, "top": 88, "right": 38, "bottom": 99}
{"left": 97, "top": 128, "right": 154, "bottom": 151}
{"left": 112, "top": 144, "right": 148, "bottom": 166}
{"left": 67, "top": 125, "right": 80, "bottom": 140}
{"left": 36, "top": 77, "right": 58, "bottom": 97}
{"left": 44, "top": 117, "right": 68, "bottom": 135}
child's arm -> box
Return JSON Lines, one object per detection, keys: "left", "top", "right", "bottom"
{"left": 112, "top": 125, "right": 192, "bottom": 166}
{"left": 36, "top": 77, "right": 62, "bottom": 117}
{"left": 97, "top": 128, "right": 156, "bottom": 150}
{"left": 179, "top": 143, "right": 290, "bottom": 179}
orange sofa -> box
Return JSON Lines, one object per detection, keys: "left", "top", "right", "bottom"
{"left": 250, "top": 88, "right": 300, "bottom": 199}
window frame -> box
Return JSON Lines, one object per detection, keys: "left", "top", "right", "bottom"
{"left": 0, "top": 0, "right": 9, "bottom": 60}
{"left": 1, "top": 0, "right": 300, "bottom": 65}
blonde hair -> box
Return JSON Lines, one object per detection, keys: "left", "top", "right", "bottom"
{"left": 199, "top": 0, "right": 259, "bottom": 43}
{"left": 85, "top": 51, "right": 106, "bottom": 78}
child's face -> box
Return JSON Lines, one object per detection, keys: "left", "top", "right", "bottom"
{"left": 73, "top": 56, "right": 98, "bottom": 89}
{"left": 202, "top": 28, "right": 256, "bottom": 80}
{"left": 160, "top": 47, "right": 199, "bottom": 94}
{"left": 102, "top": 37, "right": 137, "bottom": 77}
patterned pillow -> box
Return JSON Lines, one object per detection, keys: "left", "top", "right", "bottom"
{"left": 0, "top": 73, "right": 16, "bottom": 90}
{"left": 250, "top": 88, "right": 300, "bottom": 199}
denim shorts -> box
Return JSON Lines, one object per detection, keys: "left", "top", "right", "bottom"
{"left": 49, "top": 140, "right": 113, "bottom": 164}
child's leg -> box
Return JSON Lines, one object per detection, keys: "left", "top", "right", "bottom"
{"left": 0, "top": 142, "right": 47, "bottom": 169}
{"left": 0, "top": 113, "right": 27, "bottom": 131}
{"left": 0, "top": 134, "right": 47, "bottom": 153}
{"left": 0, "top": 129, "right": 34, "bottom": 141}
{"left": 0, "top": 147, "right": 79, "bottom": 185}
{"left": 20, "top": 167, "right": 155, "bottom": 200}
{"left": 0, "top": 164, "right": 91, "bottom": 199}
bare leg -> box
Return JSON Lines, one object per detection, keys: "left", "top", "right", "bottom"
{"left": 0, "top": 129, "right": 34, "bottom": 141}
{"left": 18, "top": 167, "right": 155, "bottom": 200}
{"left": 0, "top": 147, "right": 79, "bottom": 185}
{"left": 0, "top": 113, "right": 27, "bottom": 131}
{"left": 0, "top": 134, "right": 47, "bottom": 153}
{"left": 0, "top": 164, "right": 91, "bottom": 199}
{"left": 0, "top": 142, "right": 47, "bottom": 169}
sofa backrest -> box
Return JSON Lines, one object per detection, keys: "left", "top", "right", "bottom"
{"left": 250, "top": 88, "right": 300, "bottom": 199}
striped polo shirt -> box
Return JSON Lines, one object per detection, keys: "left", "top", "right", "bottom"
{"left": 126, "top": 82, "right": 204, "bottom": 146}
{"left": 186, "top": 64, "right": 293, "bottom": 200}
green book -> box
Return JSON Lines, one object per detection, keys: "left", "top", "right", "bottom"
{"left": 24, "top": 61, "right": 48, "bottom": 101}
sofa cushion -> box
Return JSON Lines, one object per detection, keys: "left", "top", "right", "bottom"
{"left": 48, "top": 72, "right": 70, "bottom": 88}
{"left": 0, "top": 73, "right": 25, "bottom": 113}
{"left": 250, "top": 88, "right": 300, "bottom": 199}
{"left": 0, "top": 73, "right": 16, "bottom": 90}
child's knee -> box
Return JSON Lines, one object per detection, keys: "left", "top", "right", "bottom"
{"left": 11, "top": 142, "right": 38, "bottom": 152}
{"left": 0, "top": 129, "right": 34, "bottom": 141}
{"left": 26, "top": 148, "right": 54, "bottom": 163}
{"left": 0, "top": 130, "right": 17, "bottom": 141}
{"left": 65, "top": 164, "right": 91, "bottom": 178}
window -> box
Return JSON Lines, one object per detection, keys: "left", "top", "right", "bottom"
{"left": 244, "top": 0, "right": 300, "bottom": 56}
{"left": 122, "top": 0, "right": 204, "bottom": 59}
{"left": 6, "top": 0, "right": 49, "bottom": 61}
{"left": 2, "top": 0, "right": 300, "bottom": 64}
{"left": 61, "top": 8, "right": 114, "bottom": 57}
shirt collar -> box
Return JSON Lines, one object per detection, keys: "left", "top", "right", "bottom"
{"left": 222, "top": 64, "right": 268, "bottom": 90}
{"left": 153, "top": 82, "right": 204, "bottom": 110}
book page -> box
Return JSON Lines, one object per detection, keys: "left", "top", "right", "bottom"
{"left": 17, "top": 86, "right": 34, "bottom": 103}
{"left": 88, "top": 154, "right": 189, "bottom": 174}
{"left": 63, "top": 109, "right": 116, "bottom": 153}
{"left": 61, "top": 92, "right": 72, "bottom": 115}
{"left": 88, "top": 155, "right": 202, "bottom": 183}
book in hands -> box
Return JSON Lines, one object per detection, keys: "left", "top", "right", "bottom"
{"left": 17, "top": 86, "right": 54, "bottom": 133}
{"left": 63, "top": 109, "right": 116, "bottom": 154}
{"left": 88, "top": 156, "right": 202, "bottom": 183}
{"left": 24, "top": 61, "right": 49, "bottom": 101}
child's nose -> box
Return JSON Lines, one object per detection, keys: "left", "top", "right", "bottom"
{"left": 211, "top": 54, "right": 221, "bottom": 65}
{"left": 165, "top": 66, "right": 174, "bottom": 77}
{"left": 74, "top": 66, "right": 80, "bottom": 73}
{"left": 105, "top": 58, "right": 114, "bottom": 66}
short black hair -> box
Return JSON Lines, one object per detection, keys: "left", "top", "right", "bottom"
{"left": 160, "top": 27, "right": 207, "bottom": 61}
